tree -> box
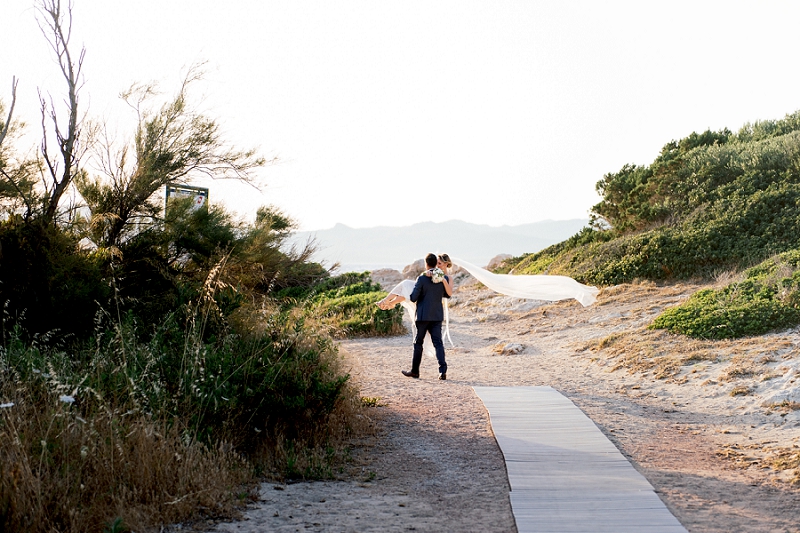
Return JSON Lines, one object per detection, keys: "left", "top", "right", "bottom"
{"left": 0, "top": 78, "right": 38, "bottom": 217}
{"left": 0, "top": 77, "right": 18, "bottom": 150}
{"left": 76, "top": 65, "right": 266, "bottom": 248}
{"left": 36, "top": 0, "right": 90, "bottom": 225}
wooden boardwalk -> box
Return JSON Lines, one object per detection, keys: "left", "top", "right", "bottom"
{"left": 474, "top": 386, "right": 688, "bottom": 533}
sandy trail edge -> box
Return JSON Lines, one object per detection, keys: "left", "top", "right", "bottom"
{"left": 207, "top": 281, "right": 800, "bottom": 533}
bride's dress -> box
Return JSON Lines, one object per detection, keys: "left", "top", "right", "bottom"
{"left": 388, "top": 279, "right": 451, "bottom": 358}
{"left": 387, "top": 258, "right": 599, "bottom": 357}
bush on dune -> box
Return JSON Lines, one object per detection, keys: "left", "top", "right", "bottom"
{"left": 0, "top": 197, "right": 393, "bottom": 531}
{"left": 276, "top": 271, "right": 405, "bottom": 338}
{"left": 499, "top": 110, "right": 800, "bottom": 340}
{"left": 508, "top": 111, "right": 800, "bottom": 287}
{"left": 651, "top": 251, "right": 800, "bottom": 339}
{"left": 313, "top": 291, "right": 405, "bottom": 338}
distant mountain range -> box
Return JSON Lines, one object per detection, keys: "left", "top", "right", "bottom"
{"left": 288, "top": 219, "right": 589, "bottom": 271}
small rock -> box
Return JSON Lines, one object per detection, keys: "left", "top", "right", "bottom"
{"left": 492, "top": 342, "right": 525, "bottom": 355}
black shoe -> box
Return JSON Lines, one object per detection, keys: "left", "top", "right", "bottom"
{"left": 402, "top": 370, "right": 419, "bottom": 378}
{"left": 438, "top": 373, "right": 446, "bottom": 380}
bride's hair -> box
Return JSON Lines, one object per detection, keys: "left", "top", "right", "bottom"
{"left": 438, "top": 253, "right": 452, "bottom": 268}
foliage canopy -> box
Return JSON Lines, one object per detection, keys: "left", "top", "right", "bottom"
{"left": 506, "top": 110, "right": 800, "bottom": 287}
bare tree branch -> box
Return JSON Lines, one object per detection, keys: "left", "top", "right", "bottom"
{"left": 0, "top": 166, "right": 35, "bottom": 219}
{"left": 0, "top": 77, "right": 40, "bottom": 219}
{"left": 0, "top": 77, "right": 18, "bottom": 149}
{"left": 36, "top": 0, "right": 87, "bottom": 225}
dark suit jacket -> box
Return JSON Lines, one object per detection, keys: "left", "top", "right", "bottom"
{"left": 410, "top": 273, "right": 450, "bottom": 322}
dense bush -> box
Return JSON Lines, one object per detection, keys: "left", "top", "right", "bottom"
{"left": 276, "top": 272, "right": 404, "bottom": 338}
{"left": 276, "top": 271, "right": 380, "bottom": 300}
{"left": 593, "top": 114, "right": 800, "bottom": 233}
{"left": 0, "top": 6, "right": 394, "bottom": 528}
{"left": 0, "top": 219, "right": 108, "bottom": 338}
{"left": 506, "top": 111, "right": 800, "bottom": 286}
{"left": 313, "top": 291, "right": 405, "bottom": 338}
{"left": 0, "top": 200, "right": 393, "bottom": 531}
{"left": 0, "top": 120, "right": 371, "bottom": 532}
{"left": 3, "top": 302, "right": 351, "bottom": 448}
{"left": 0, "top": 284, "right": 362, "bottom": 531}
{"left": 650, "top": 251, "right": 800, "bottom": 339}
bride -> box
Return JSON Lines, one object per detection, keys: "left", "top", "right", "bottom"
{"left": 376, "top": 254, "right": 457, "bottom": 354}
{"left": 376, "top": 253, "right": 600, "bottom": 353}
{"left": 378, "top": 253, "right": 599, "bottom": 311}
{"left": 377, "top": 253, "right": 455, "bottom": 311}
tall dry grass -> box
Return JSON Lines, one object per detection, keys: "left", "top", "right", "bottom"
{"left": 0, "top": 398, "right": 251, "bottom": 532}
{"left": 0, "top": 263, "right": 371, "bottom": 531}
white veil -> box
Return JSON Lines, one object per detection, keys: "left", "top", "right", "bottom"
{"left": 450, "top": 257, "right": 600, "bottom": 307}
{"left": 387, "top": 259, "right": 598, "bottom": 357}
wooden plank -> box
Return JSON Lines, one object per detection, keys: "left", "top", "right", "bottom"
{"left": 509, "top": 490, "right": 669, "bottom": 509}
{"left": 474, "top": 386, "right": 687, "bottom": 533}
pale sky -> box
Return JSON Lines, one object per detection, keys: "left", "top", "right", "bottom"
{"left": 2, "top": 1, "right": 800, "bottom": 230}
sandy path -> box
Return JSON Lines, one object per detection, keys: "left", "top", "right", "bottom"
{"left": 211, "top": 328, "right": 517, "bottom": 533}
{"left": 210, "top": 281, "right": 800, "bottom": 533}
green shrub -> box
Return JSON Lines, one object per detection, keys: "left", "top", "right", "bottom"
{"left": 650, "top": 251, "right": 800, "bottom": 339}
{"left": 0, "top": 291, "right": 364, "bottom": 530}
{"left": 507, "top": 115, "right": 800, "bottom": 285}
{"left": 313, "top": 291, "right": 404, "bottom": 338}
{"left": 14, "top": 307, "right": 353, "bottom": 449}
{"left": 275, "top": 271, "right": 382, "bottom": 302}
{"left": 273, "top": 272, "right": 402, "bottom": 339}
{"left": 0, "top": 219, "right": 108, "bottom": 338}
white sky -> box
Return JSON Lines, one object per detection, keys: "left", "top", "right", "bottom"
{"left": 2, "top": 1, "right": 800, "bottom": 230}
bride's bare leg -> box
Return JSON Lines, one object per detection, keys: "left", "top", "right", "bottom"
{"left": 377, "top": 295, "right": 394, "bottom": 309}
{"left": 377, "top": 294, "right": 405, "bottom": 310}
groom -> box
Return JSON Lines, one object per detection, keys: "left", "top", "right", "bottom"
{"left": 402, "top": 253, "right": 450, "bottom": 380}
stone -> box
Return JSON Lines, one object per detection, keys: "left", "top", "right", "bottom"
{"left": 402, "top": 259, "right": 426, "bottom": 280}
{"left": 492, "top": 342, "right": 525, "bottom": 355}
{"left": 486, "top": 253, "right": 512, "bottom": 271}
{"left": 370, "top": 268, "right": 403, "bottom": 291}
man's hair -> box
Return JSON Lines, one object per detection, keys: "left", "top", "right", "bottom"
{"left": 425, "top": 253, "right": 437, "bottom": 268}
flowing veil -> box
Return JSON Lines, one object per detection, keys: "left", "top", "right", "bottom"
{"left": 450, "top": 257, "right": 600, "bottom": 307}
{"left": 387, "top": 259, "right": 599, "bottom": 357}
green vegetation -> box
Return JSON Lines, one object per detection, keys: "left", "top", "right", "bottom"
{"left": 274, "top": 272, "right": 404, "bottom": 338}
{"left": 276, "top": 272, "right": 403, "bottom": 338}
{"left": 506, "top": 111, "right": 800, "bottom": 286}
{"left": 500, "top": 109, "right": 800, "bottom": 339}
{"left": 0, "top": 2, "right": 395, "bottom": 530}
{"left": 650, "top": 251, "right": 800, "bottom": 339}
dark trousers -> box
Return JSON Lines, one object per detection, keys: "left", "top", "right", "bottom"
{"left": 412, "top": 320, "right": 447, "bottom": 375}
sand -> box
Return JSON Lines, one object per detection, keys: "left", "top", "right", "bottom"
{"left": 208, "top": 278, "right": 800, "bottom": 533}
